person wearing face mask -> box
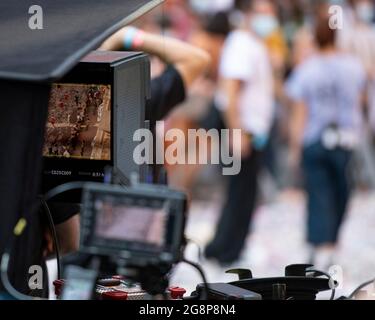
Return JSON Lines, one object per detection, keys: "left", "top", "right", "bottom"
{"left": 337, "top": 0, "right": 375, "bottom": 187}
{"left": 204, "top": 0, "right": 275, "bottom": 265}
{"left": 250, "top": 0, "right": 289, "bottom": 188}
{"left": 189, "top": 0, "right": 234, "bottom": 15}
{"left": 251, "top": 0, "right": 288, "bottom": 71}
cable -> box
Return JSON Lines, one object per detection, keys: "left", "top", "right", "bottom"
{"left": 44, "top": 181, "right": 87, "bottom": 202}
{"left": 0, "top": 252, "right": 41, "bottom": 300}
{"left": 182, "top": 258, "right": 209, "bottom": 300}
{"left": 1, "top": 248, "right": 50, "bottom": 300}
{"left": 307, "top": 269, "right": 337, "bottom": 300}
{"left": 41, "top": 181, "right": 87, "bottom": 282}
{"left": 348, "top": 278, "right": 375, "bottom": 300}
{"left": 39, "top": 197, "right": 61, "bottom": 280}
{"left": 1, "top": 182, "right": 87, "bottom": 300}
{"left": 41, "top": 182, "right": 87, "bottom": 285}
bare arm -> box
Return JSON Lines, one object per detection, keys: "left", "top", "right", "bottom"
{"left": 99, "top": 27, "right": 211, "bottom": 88}
{"left": 55, "top": 215, "right": 80, "bottom": 255}
{"left": 289, "top": 100, "right": 307, "bottom": 166}
{"left": 221, "top": 78, "right": 251, "bottom": 158}
{"left": 221, "top": 78, "right": 243, "bottom": 130}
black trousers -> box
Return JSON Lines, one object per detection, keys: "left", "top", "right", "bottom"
{"left": 205, "top": 151, "right": 262, "bottom": 263}
{"left": 200, "top": 103, "right": 262, "bottom": 263}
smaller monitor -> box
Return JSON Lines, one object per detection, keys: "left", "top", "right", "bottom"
{"left": 94, "top": 199, "right": 167, "bottom": 251}
{"left": 80, "top": 183, "right": 187, "bottom": 266}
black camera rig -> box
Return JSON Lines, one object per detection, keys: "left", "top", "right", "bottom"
{"left": 60, "top": 182, "right": 187, "bottom": 298}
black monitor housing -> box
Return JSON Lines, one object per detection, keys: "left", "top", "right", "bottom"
{"left": 80, "top": 182, "right": 187, "bottom": 267}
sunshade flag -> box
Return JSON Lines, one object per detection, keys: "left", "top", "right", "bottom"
{"left": 0, "top": 0, "right": 163, "bottom": 82}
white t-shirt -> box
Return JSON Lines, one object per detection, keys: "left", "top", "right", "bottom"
{"left": 216, "top": 30, "right": 274, "bottom": 137}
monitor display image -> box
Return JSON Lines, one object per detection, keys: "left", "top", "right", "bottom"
{"left": 94, "top": 199, "right": 167, "bottom": 248}
{"left": 43, "top": 83, "right": 111, "bottom": 161}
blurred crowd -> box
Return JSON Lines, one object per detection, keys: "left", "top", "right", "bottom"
{"left": 134, "top": 0, "right": 375, "bottom": 270}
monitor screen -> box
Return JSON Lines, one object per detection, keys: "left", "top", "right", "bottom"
{"left": 94, "top": 198, "right": 168, "bottom": 249}
{"left": 43, "top": 83, "right": 111, "bottom": 161}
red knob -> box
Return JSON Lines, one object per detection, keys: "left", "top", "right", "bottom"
{"left": 169, "top": 287, "right": 186, "bottom": 300}
{"left": 102, "top": 291, "right": 128, "bottom": 301}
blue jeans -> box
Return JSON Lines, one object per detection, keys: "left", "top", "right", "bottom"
{"left": 302, "top": 142, "right": 352, "bottom": 246}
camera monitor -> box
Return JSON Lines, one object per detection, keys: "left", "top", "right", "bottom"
{"left": 44, "top": 83, "right": 112, "bottom": 161}
{"left": 95, "top": 204, "right": 166, "bottom": 249}
{"left": 80, "top": 183, "right": 187, "bottom": 266}
{"left": 42, "top": 51, "right": 150, "bottom": 201}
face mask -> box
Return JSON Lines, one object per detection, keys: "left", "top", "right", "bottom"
{"left": 355, "top": 3, "right": 375, "bottom": 24}
{"left": 251, "top": 14, "right": 279, "bottom": 38}
{"left": 190, "top": 0, "right": 233, "bottom": 14}
{"left": 189, "top": 0, "right": 211, "bottom": 14}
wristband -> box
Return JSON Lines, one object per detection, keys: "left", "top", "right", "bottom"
{"left": 123, "top": 27, "right": 145, "bottom": 50}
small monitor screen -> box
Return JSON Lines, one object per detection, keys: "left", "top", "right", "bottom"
{"left": 94, "top": 199, "right": 168, "bottom": 248}
{"left": 43, "top": 83, "right": 111, "bottom": 161}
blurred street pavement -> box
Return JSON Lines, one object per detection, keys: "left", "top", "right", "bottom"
{"left": 171, "top": 184, "right": 375, "bottom": 299}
